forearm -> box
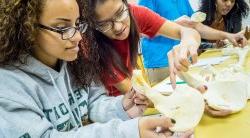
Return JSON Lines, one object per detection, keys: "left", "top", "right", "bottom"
{"left": 50, "top": 118, "right": 140, "bottom": 138}
{"left": 88, "top": 85, "right": 131, "bottom": 122}
{"left": 180, "top": 27, "right": 201, "bottom": 49}
{"left": 156, "top": 20, "right": 182, "bottom": 40}
{"left": 157, "top": 20, "right": 201, "bottom": 48}
{"left": 195, "top": 23, "right": 228, "bottom": 40}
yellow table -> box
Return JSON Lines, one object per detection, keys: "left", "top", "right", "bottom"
{"left": 143, "top": 48, "right": 250, "bottom": 138}
{"left": 195, "top": 102, "right": 250, "bottom": 138}
{"left": 194, "top": 49, "right": 250, "bottom": 138}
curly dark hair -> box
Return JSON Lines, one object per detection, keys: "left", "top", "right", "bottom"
{"left": 0, "top": 0, "right": 42, "bottom": 65}
{"left": 86, "top": 0, "right": 140, "bottom": 81}
{"left": 200, "top": 0, "right": 249, "bottom": 33}
{"left": 0, "top": 0, "right": 101, "bottom": 88}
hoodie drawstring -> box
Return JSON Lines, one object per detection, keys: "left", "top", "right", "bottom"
{"left": 65, "top": 68, "right": 83, "bottom": 127}
{"left": 47, "top": 70, "right": 81, "bottom": 130}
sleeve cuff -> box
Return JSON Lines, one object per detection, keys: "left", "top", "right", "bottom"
{"left": 118, "top": 118, "right": 140, "bottom": 138}
{"left": 148, "top": 20, "right": 166, "bottom": 38}
{"left": 115, "top": 96, "right": 131, "bottom": 120}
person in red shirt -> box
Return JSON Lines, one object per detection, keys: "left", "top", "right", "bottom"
{"left": 87, "top": 0, "right": 201, "bottom": 96}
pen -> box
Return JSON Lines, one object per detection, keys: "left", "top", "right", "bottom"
{"left": 167, "top": 81, "right": 187, "bottom": 85}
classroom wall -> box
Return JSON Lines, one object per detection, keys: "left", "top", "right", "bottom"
{"left": 242, "top": 1, "right": 250, "bottom": 27}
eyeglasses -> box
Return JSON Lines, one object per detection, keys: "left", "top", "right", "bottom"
{"left": 95, "top": 5, "right": 129, "bottom": 32}
{"left": 37, "top": 22, "right": 88, "bottom": 40}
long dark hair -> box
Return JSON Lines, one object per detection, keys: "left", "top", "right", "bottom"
{"left": 200, "top": 0, "right": 249, "bottom": 33}
{"left": 69, "top": 0, "right": 102, "bottom": 87}
{"left": 0, "top": 0, "right": 98, "bottom": 88}
{"left": 88, "top": 0, "right": 140, "bottom": 80}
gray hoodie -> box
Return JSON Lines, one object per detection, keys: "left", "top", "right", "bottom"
{"left": 0, "top": 56, "right": 139, "bottom": 138}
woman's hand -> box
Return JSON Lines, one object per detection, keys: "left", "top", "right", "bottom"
{"left": 205, "top": 102, "right": 232, "bottom": 117}
{"left": 139, "top": 116, "right": 174, "bottom": 138}
{"left": 123, "top": 88, "right": 150, "bottom": 118}
{"left": 225, "top": 32, "right": 247, "bottom": 47}
{"left": 193, "top": 85, "right": 231, "bottom": 117}
{"left": 139, "top": 116, "right": 193, "bottom": 138}
{"left": 168, "top": 43, "right": 199, "bottom": 89}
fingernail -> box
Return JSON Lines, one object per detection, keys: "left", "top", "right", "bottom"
{"left": 204, "top": 85, "right": 208, "bottom": 90}
{"left": 171, "top": 118, "right": 176, "bottom": 124}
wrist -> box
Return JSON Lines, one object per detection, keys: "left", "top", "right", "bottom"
{"left": 126, "top": 107, "right": 136, "bottom": 118}
{"left": 186, "top": 41, "right": 200, "bottom": 49}
{"left": 122, "top": 98, "right": 133, "bottom": 111}
{"left": 122, "top": 88, "right": 135, "bottom": 111}
{"left": 223, "top": 32, "right": 231, "bottom": 40}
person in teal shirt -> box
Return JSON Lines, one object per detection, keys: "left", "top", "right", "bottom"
{"left": 138, "top": 0, "right": 194, "bottom": 85}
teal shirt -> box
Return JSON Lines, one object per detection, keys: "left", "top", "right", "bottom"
{"left": 138, "top": 0, "right": 194, "bottom": 68}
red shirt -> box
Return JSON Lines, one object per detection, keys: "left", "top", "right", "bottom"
{"left": 102, "top": 4, "right": 165, "bottom": 96}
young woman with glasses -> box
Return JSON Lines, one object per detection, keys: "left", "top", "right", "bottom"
{"left": 85, "top": 0, "right": 201, "bottom": 96}
{"left": 0, "top": 0, "right": 186, "bottom": 137}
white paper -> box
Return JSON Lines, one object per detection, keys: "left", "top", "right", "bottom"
{"left": 191, "top": 56, "right": 230, "bottom": 67}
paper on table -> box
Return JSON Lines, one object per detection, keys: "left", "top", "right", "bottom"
{"left": 152, "top": 77, "right": 186, "bottom": 95}
{"left": 191, "top": 56, "right": 230, "bottom": 67}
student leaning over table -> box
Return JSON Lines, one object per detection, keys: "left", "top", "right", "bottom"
{"left": 84, "top": 0, "right": 201, "bottom": 97}
{"left": 0, "top": 0, "right": 193, "bottom": 137}
{"left": 83, "top": 0, "right": 234, "bottom": 118}
{"left": 137, "top": 0, "right": 245, "bottom": 117}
